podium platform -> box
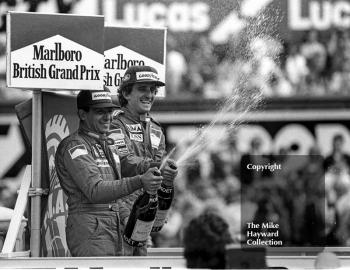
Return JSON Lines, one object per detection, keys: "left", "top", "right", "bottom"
{"left": 1, "top": 248, "right": 350, "bottom": 269}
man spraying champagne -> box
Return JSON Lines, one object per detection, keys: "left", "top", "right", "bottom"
{"left": 111, "top": 65, "right": 178, "bottom": 256}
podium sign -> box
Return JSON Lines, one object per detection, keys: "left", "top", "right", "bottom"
{"left": 104, "top": 26, "right": 166, "bottom": 96}
{"left": 7, "top": 12, "right": 104, "bottom": 90}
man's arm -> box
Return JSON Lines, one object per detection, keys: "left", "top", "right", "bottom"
{"left": 55, "top": 139, "right": 161, "bottom": 204}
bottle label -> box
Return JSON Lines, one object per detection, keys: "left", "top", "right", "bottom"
{"left": 149, "top": 196, "right": 158, "bottom": 203}
{"left": 123, "top": 234, "right": 145, "bottom": 247}
{"left": 131, "top": 219, "right": 154, "bottom": 241}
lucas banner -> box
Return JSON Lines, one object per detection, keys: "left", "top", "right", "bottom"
{"left": 104, "top": 26, "right": 166, "bottom": 96}
{"left": 7, "top": 12, "right": 104, "bottom": 90}
{"left": 16, "top": 92, "right": 78, "bottom": 256}
{"left": 110, "top": 0, "right": 350, "bottom": 42}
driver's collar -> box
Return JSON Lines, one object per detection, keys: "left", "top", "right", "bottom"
{"left": 79, "top": 126, "right": 107, "bottom": 141}
{"left": 123, "top": 106, "right": 150, "bottom": 122}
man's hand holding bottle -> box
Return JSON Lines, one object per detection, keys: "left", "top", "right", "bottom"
{"left": 161, "top": 159, "right": 178, "bottom": 187}
{"left": 140, "top": 167, "right": 163, "bottom": 193}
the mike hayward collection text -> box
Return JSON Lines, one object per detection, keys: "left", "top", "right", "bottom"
{"left": 246, "top": 222, "right": 283, "bottom": 247}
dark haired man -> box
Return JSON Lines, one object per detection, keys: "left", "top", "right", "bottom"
{"left": 55, "top": 88, "right": 163, "bottom": 256}
{"left": 111, "top": 65, "right": 178, "bottom": 256}
{"left": 183, "top": 212, "right": 233, "bottom": 269}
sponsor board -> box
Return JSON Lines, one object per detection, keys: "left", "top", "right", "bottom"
{"left": 108, "top": 0, "right": 350, "bottom": 42}
{"left": 16, "top": 92, "right": 78, "bottom": 256}
{"left": 167, "top": 121, "right": 350, "bottom": 157}
{"left": 7, "top": 12, "right": 104, "bottom": 90}
{"left": 104, "top": 26, "right": 166, "bottom": 96}
{"left": 41, "top": 94, "right": 78, "bottom": 257}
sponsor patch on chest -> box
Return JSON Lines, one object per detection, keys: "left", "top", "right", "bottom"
{"left": 95, "top": 158, "right": 109, "bottom": 168}
{"left": 108, "top": 129, "right": 125, "bottom": 141}
{"left": 115, "top": 139, "right": 126, "bottom": 146}
{"left": 94, "top": 144, "right": 106, "bottom": 158}
{"left": 130, "top": 133, "right": 143, "bottom": 142}
{"left": 126, "top": 124, "right": 142, "bottom": 132}
{"left": 117, "top": 147, "right": 129, "bottom": 155}
{"left": 150, "top": 127, "right": 162, "bottom": 149}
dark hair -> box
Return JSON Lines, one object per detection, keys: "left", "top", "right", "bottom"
{"left": 183, "top": 212, "right": 233, "bottom": 269}
{"left": 118, "top": 84, "right": 133, "bottom": 107}
{"left": 78, "top": 106, "right": 90, "bottom": 112}
{"left": 77, "top": 106, "right": 90, "bottom": 121}
{"left": 333, "top": 133, "right": 344, "bottom": 142}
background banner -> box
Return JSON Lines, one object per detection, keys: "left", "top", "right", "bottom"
{"left": 104, "top": 26, "right": 166, "bottom": 96}
{"left": 40, "top": 92, "right": 78, "bottom": 257}
{"left": 16, "top": 92, "right": 78, "bottom": 256}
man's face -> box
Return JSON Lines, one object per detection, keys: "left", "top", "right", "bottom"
{"left": 80, "top": 107, "right": 114, "bottom": 134}
{"left": 124, "top": 83, "right": 158, "bottom": 114}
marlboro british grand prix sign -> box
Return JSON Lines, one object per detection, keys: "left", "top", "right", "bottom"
{"left": 104, "top": 26, "right": 166, "bottom": 96}
{"left": 7, "top": 12, "right": 104, "bottom": 90}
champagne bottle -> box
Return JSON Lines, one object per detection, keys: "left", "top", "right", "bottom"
{"left": 152, "top": 163, "right": 176, "bottom": 232}
{"left": 123, "top": 190, "right": 158, "bottom": 247}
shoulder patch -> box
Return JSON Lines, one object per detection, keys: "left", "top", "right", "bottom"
{"left": 68, "top": 144, "right": 88, "bottom": 159}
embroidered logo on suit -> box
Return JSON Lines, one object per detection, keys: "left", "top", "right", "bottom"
{"left": 150, "top": 127, "right": 161, "bottom": 149}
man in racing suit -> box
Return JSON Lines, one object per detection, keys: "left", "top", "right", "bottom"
{"left": 111, "top": 65, "right": 178, "bottom": 256}
{"left": 55, "top": 88, "right": 163, "bottom": 257}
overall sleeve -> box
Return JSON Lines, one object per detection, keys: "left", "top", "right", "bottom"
{"left": 55, "top": 139, "right": 143, "bottom": 204}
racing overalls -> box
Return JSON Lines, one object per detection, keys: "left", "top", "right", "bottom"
{"left": 110, "top": 107, "right": 166, "bottom": 255}
{"left": 55, "top": 126, "right": 143, "bottom": 257}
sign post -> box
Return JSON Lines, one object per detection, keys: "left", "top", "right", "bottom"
{"left": 30, "top": 90, "right": 42, "bottom": 257}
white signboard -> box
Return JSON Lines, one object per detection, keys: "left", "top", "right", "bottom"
{"left": 7, "top": 12, "right": 105, "bottom": 90}
{"left": 104, "top": 26, "right": 166, "bottom": 96}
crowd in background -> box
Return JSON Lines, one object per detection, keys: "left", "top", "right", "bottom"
{"left": 166, "top": 29, "right": 350, "bottom": 98}
{"left": 151, "top": 133, "right": 350, "bottom": 248}
{"left": 2, "top": 27, "right": 350, "bottom": 250}
{"left": 1, "top": 29, "right": 350, "bottom": 100}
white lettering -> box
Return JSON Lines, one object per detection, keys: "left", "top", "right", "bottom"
{"left": 274, "top": 124, "right": 315, "bottom": 155}
{"left": 136, "top": 72, "right": 159, "bottom": 81}
{"left": 148, "top": 3, "right": 166, "bottom": 27}
{"left": 310, "top": 1, "right": 331, "bottom": 30}
{"left": 92, "top": 92, "right": 111, "bottom": 101}
{"left": 289, "top": 0, "right": 350, "bottom": 30}
{"left": 119, "top": 2, "right": 210, "bottom": 32}
{"left": 333, "top": 1, "right": 350, "bottom": 27}
{"left": 168, "top": 2, "right": 190, "bottom": 31}
{"left": 289, "top": 0, "right": 311, "bottom": 30}
{"left": 191, "top": 2, "right": 210, "bottom": 31}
